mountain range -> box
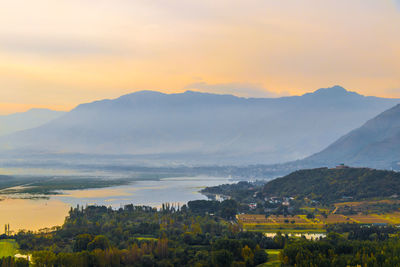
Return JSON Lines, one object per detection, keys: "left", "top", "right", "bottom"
{"left": 0, "top": 109, "right": 65, "bottom": 137}
{"left": 0, "top": 86, "right": 398, "bottom": 166}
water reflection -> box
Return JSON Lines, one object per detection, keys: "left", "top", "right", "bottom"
{"left": 0, "top": 198, "right": 70, "bottom": 231}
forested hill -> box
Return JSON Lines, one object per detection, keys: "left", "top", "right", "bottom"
{"left": 263, "top": 167, "right": 400, "bottom": 203}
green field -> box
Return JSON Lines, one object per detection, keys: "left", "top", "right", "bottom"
{"left": 0, "top": 239, "right": 18, "bottom": 258}
{"left": 252, "top": 228, "right": 326, "bottom": 234}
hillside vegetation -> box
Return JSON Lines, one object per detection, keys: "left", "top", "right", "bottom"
{"left": 263, "top": 167, "right": 400, "bottom": 204}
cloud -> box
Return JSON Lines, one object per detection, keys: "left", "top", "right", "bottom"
{"left": 184, "top": 82, "right": 287, "bottom": 98}
{"left": 0, "top": 35, "right": 115, "bottom": 57}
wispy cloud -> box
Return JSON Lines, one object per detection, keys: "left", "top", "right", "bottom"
{"left": 184, "top": 82, "right": 287, "bottom": 98}
{"left": 0, "top": 35, "right": 116, "bottom": 56}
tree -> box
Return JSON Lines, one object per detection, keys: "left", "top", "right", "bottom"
{"left": 212, "top": 250, "right": 233, "bottom": 267}
{"left": 306, "top": 213, "right": 315, "bottom": 219}
{"left": 220, "top": 200, "right": 238, "bottom": 219}
{"left": 254, "top": 249, "right": 268, "bottom": 265}
{"left": 88, "top": 235, "right": 110, "bottom": 251}
{"left": 74, "top": 234, "right": 93, "bottom": 252}
{"left": 32, "top": 251, "right": 57, "bottom": 267}
{"left": 141, "top": 255, "right": 155, "bottom": 267}
{"left": 156, "top": 237, "right": 168, "bottom": 259}
{"left": 241, "top": 245, "right": 254, "bottom": 266}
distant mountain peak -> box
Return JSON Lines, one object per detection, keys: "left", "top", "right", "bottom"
{"left": 304, "top": 85, "right": 361, "bottom": 98}
{"left": 182, "top": 90, "right": 236, "bottom": 97}
{"left": 111, "top": 90, "right": 167, "bottom": 104}
{"left": 120, "top": 90, "right": 166, "bottom": 98}
{"left": 324, "top": 85, "right": 347, "bottom": 91}
{"left": 181, "top": 90, "right": 210, "bottom": 96}
{"left": 317, "top": 85, "right": 347, "bottom": 93}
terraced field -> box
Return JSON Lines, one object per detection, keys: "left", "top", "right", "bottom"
{"left": 334, "top": 200, "right": 400, "bottom": 208}
{"left": 237, "top": 214, "right": 324, "bottom": 231}
{"left": 316, "top": 214, "right": 351, "bottom": 224}
{"left": 348, "top": 214, "right": 389, "bottom": 224}
{"left": 373, "top": 212, "right": 400, "bottom": 224}
{"left": 238, "top": 211, "right": 400, "bottom": 232}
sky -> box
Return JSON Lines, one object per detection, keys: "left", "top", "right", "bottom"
{"left": 0, "top": 0, "right": 400, "bottom": 114}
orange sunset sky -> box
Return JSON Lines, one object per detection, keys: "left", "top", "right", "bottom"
{"left": 0, "top": 0, "right": 400, "bottom": 115}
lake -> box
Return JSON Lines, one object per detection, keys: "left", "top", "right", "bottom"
{"left": 0, "top": 176, "right": 232, "bottom": 232}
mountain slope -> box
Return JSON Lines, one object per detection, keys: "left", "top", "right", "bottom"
{"left": 0, "top": 109, "right": 65, "bottom": 137}
{"left": 0, "top": 86, "right": 398, "bottom": 165}
{"left": 305, "top": 103, "right": 400, "bottom": 169}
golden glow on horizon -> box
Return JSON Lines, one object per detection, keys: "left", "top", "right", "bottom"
{"left": 0, "top": 0, "right": 399, "bottom": 114}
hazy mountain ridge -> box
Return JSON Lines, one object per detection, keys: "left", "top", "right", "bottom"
{"left": 0, "top": 108, "right": 66, "bottom": 137}
{"left": 0, "top": 86, "right": 398, "bottom": 166}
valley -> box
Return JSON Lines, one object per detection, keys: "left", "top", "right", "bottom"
{"left": 4, "top": 166, "right": 400, "bottom": 266}
{"left": 2, "top": 0, "right": 399, "bottom": 265}
{"left": 1, "top": 87, "right": 400, "bottom": 267}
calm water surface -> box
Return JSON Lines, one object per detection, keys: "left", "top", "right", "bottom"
{"left": 0, "top": 176, "right": 231, "bottom": 231}
{"left": 55, "top": 176, "right": 232, "bottom": 208}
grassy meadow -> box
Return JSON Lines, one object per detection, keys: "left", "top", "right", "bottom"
{"left": 0, "top": 239, "right": 18, "bottom": 258}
